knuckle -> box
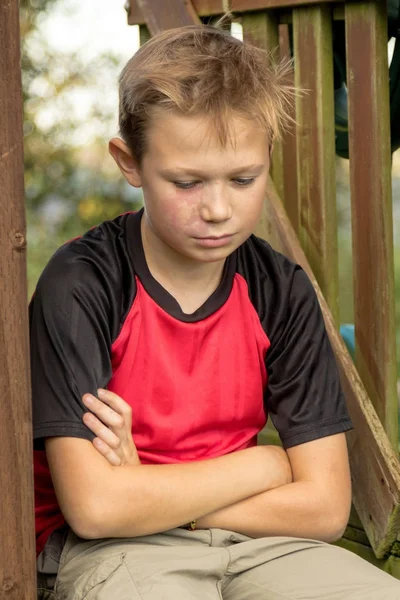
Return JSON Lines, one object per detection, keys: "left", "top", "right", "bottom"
{"left": 114, "top": 415, "right": 124, "bottom": 428}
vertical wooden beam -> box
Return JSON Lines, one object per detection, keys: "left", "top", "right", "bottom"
{"left": 345, "top": 0, "right": 398, "bottom": 447}
{"left": 279, "top": 24, "right": 299, "bottom": 235}
{"left": 137, "top": 0, "right": 200, "bottom": 35}
{"left": 293, "top": 5, "right": 339, "bottom": 322}
{"left": 242, "top": 11, "right": 284, "bottom": 199}
{"left": 139, "top": 24, "right": 151, "bottom": 46}
{"left": 241, "top": 10, "right": 285, "bottom": 251}
{"left": 0, "top": 1, "right": 36, "bottom": 598}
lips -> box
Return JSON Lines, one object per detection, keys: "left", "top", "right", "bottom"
{"left": 193, "top": 234, "right": 235, "bottom": 248}
{"left": 195, "top": 234, "right": 233, "bottom": 240}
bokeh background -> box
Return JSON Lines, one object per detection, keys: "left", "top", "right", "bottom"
{"left": 22, "top": 0, "right": 400, "bottom": 374}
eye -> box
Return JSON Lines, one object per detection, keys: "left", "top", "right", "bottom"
{"left": 233, "top": 178, "right": 256, "bottom": 186}
{"left": 173, "top": 181, "right": 199, "bottom": 190}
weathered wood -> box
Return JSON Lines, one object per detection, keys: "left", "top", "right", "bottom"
{"left": 345, "top": 0, "right": 398, "bottom": 448}
{"left": 139, "top": 24, "right": 151, "bottom": 45}
{"left": 241, "top": 10, "right": 284, "bottom": 251}
{"left": 293, "top": 5, "right": 339, "bottom": 322}
{"left": 128, "top": 0, "right": 346, "bottom": 25}
{"left": 266, "top": 176, "right": 400, "bottom": 558}
{"left": 278, "top": 24, "right": 299, "bottom": 234}
{"left": 0, "top": 1, "right": 36, "bottom": 598}
{"left": 137, "top": 0, "right": 200, "bottom": 35}
{"left": 242, "top": 10, "right": 284, "bottom": 202}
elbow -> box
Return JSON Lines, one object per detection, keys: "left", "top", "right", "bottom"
{"left": 64, "top": 500, "right": 109, "bottom": 540}
{"left": 315, "top": 506, "right": 350, "bottom": 543}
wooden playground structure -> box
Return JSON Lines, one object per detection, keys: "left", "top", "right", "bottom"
{"left": 1, "top": 0, "right": 400, "bottom": 596}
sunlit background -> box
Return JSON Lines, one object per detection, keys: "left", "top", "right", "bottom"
{"left": 22, "top": 0, "right": 400, "bottom": 375}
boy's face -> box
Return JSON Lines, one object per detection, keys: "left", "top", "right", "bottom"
{"left": 111, "top": 110, "right": 271, "bottom": 267}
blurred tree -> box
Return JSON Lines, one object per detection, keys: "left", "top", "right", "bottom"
{"left": 20, "top": 0, "right": 142, "bottom": 295}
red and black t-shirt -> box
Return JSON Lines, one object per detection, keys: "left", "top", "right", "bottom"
{"left": 30, "top": 209, "right": 352, "bottom": 555}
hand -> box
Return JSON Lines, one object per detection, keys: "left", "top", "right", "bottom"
{"left": 82, "top": 389, "right": 140, "bottom": 467}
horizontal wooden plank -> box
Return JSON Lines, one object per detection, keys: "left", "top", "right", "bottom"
{"left": 265, "top": 176, "right": 400, "bottom": 558}
{"left": 345, "top": 1, "right": 398, "bottom": 448}
{"left": 128, "top": 0, "right": 345, "bottom": 26}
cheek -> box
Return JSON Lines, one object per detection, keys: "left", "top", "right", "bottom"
{"left": 158, "top": 191, "right": 201, "bottom": 231}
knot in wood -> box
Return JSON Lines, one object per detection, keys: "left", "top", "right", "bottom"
{"left": 2, "top": 577, "right": 15, "bottom": 592}
{"left": 11, "top": 231, "right": 26, "bottom": 249}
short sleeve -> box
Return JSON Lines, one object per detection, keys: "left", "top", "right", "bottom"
{"left": 30, "top": 241, "right": 121, "bottom": 449}
{"left": 265, "top": 268, "right": 353, "bottom": 448}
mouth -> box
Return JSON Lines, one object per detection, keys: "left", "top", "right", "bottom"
{"left": 195, "top": 234, "right": 234, "bottom": 240}
{"left": 193, "top": 234, "right": 235, "bottom": 248}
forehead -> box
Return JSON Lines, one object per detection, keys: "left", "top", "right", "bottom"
{"left": 143, "top": 109, "right": 270, "bottom": 173}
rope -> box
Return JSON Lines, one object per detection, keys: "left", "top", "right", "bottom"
{"left": 222, "top": 0, "right": 231, "bottom": 15}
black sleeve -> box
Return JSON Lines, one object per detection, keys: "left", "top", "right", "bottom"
{"left": 265, "top": 267, "right": 353, "bottom": 449}
{"left": 30, "top": 239, "right": 122, "bottom": 449}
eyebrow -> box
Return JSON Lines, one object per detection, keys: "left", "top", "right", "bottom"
{"left": 159, "top": 164, "right": 265, "bottom": 179}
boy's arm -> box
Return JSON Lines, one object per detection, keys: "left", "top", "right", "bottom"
{"left": 76, "top": 390, "right": 350, "bottom": 543}
{"left": 196, "top": 432, "right": 351, "bottom": 543}
{"left": 45, "top": 436, "right": 292, "bottom": 540}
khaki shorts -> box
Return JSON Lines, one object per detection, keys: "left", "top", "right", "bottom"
{"left": 37, "top": 526, "right": 400, "bottom": 600}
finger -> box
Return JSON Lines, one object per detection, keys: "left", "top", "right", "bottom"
{"left": 82, "top": 412, "right": 122, "bottom": 450}
{"left": 82, "top": 394, "right": 125, "bottom": 430}
{"left": 97, "top": 389, "right": 132, "bottom": 428}
{"left": 92, "top": 437, "right": 121, "bottom": 466}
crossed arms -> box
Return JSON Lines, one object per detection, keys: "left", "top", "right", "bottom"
{"left": 46, "top": 389, "right": 351, "bottom": 544}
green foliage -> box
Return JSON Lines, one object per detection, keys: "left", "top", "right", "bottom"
{"left": 22, "top": 0, "right": 142, "bottom": 296}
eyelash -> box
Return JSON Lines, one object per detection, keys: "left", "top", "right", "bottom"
{"left": 173, "top": 178, "right": 256, "bottom": 190}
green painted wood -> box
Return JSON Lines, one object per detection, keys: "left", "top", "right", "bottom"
{"left": 139, "top": 24, "right": 151, "bottom": 45}
{"left": 293, "top": 5, "right": 339, "bottom": 322}
{"left": 345, "top": 1, "right": 398, "bottom": 449}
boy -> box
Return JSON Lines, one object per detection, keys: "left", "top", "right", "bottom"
{"left": 31, "top": 23, "right": 400, "bottom": 599}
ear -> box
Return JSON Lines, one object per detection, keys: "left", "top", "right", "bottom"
{"left": 269, "top": 142, "right": 274, "bottom": 161}
{"left": 109, "top": 138, "right": 142, "bottom": 187}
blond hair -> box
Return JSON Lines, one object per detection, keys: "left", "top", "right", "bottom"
{"left": 119, "top": 23, "right": 294, "bottom": 161}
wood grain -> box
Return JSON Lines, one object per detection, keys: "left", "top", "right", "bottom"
{"left": 0, "top": 0, "right": 36, "bottom": 597}
{"left": 345, "top": 1, "right": 398, "bottom": 447}
{"left": 293, "top": 4, "right": 339, "bottom": 322}
{"left": 128, "top": 0, "right": 346, "bottom": 25}
{"left": 241, "top": 10, "right": 285, "bottom": 251}
{"left": 266, "top": 177, "right": 400, "bottom": 558}
{"left": 137, "top": 0, "right": 200, "bottom": 35}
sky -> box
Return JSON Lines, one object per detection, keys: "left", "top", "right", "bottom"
{"left": 41, "top": 0, "right": 139, "bottom": 62}
{"left": 31, "top": 0, "right": 140, "bottom": 144}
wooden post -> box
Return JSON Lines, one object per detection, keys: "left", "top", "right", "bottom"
{"left": 0, "top": 1, "right": 36, "bottom": 598}
{"left": 241, "top": 10, "right": 285, "bottom": 251}
{"left": 345, "top": 0, "right": 398, "bottom": 448}
{"left": 279, "top": 24, "right": 299, "bottom": 235}
{"left": 293, "top": 5, "right": 339, "bottom": 322}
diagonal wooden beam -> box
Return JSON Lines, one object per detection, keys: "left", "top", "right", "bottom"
{"left": 137, "top": 0, "right": 200, "bottom": 35}
{"left": 266, "top": 176, "right": 400, "bottom": 558}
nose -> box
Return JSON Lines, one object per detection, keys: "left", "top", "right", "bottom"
{"left": 199, "top": 183, "right": 232, "bottom": 223}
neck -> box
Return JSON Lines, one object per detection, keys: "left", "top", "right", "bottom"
{"left": 141, "top": 215, "right": 226, "bottom": 309}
